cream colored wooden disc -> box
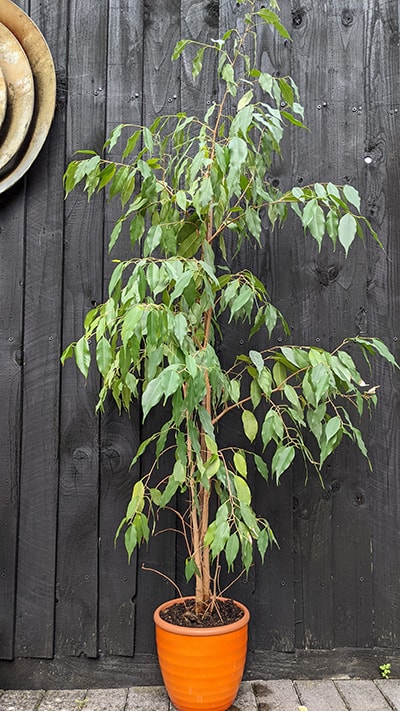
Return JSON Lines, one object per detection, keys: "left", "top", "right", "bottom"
{"left": 0, "top": 20, "right": 34, "bottom": 171}
{"left": 0, "top": 66, "right": 6, "bottom": 130}
{"left": 0, "top": 0, "right": 56, "bottom": 192}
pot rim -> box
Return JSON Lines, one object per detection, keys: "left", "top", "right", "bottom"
{"left": 153, "top": 596, "right": 250, "bottom": 637}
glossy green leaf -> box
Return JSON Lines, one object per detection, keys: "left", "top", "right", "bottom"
{"left": 234, "top": 474, "right": 251, "bottom": 504}
{"left": 242, "top": 409, "right": 258, "bottom": 443}
{"left": 256, "top": 8, "right": 291, "bottom": 39}
{"left": 75, "top": 337, "right": 90, "bottom": 378}
{"left": 225, "top": 532, "right": 240, "bottom": 570}
{"left": 343, "top": 184, "right": 361, "bottom": 212}
{"left": 338, "top": 212, "right": 357, "bottom": 256}
{"left": 271, "top": 444, "right": 295, "bottom": 482}
{"left": 192, "top": 46, "right": 205, "bottom": 78}
{"left": 233, "top": 451, "right": 247, "bottom": 477}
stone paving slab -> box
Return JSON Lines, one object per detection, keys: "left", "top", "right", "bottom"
{"left": 295, "top": 680, "right": 348, "bottom": 710}
{"left": 254, "top": 679, "right": 306, "bottom": 710}
{"left": 376, "top": 679, "right": 400, "bottom": 709}
{"left": 336, "top": 679, "right": 395, "bottom": 711}
{"left": 0, "top": 680, "right": 399, "bottom": 710}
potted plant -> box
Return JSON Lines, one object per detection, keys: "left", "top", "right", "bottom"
{"left": 61, "top": 2, "right": 396, "bottom": 709}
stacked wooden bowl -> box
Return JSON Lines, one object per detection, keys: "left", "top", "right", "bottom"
{"left": 0, "top": 0, "right": 56, "bottom": 193}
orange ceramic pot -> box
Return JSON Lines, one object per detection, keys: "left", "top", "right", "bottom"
{"left": 153, "top": 597, "right": 249, "bottom": 711}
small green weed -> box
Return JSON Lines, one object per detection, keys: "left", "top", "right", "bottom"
{"left": 379, "top": 662, "right": 391, "bottom": 679}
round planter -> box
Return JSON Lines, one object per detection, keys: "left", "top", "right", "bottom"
{"left": 153, "top": 596, "right": 249, "bottom": 711}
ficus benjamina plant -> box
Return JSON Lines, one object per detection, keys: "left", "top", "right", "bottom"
{"left": 62, "top": 0, "right": 397, "bottom": 612}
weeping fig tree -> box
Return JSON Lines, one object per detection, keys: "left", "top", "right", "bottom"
{"left": 62, "top": 0, "right": 397, "bottom": 613}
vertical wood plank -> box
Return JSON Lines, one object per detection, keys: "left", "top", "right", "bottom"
{"left": 0, "top": 182, "right": 25, "bottom": 659}
{"left": 252, "top": 0, "right": 296, "bottom": 653}
{"left": 215, "top": 0, "right": 257, "bottom": 641}
{"left": 133, "top": 0, "right": 181, "bottom": 654}
{"left": 171, "top": 0, "right": 222, "bottom": 603}
{"left": 97, "top": 0, "right": 144, "bottom": 658}
{"left": 14, "top": 0, "right": 67, "bottom": 659}
{"left": 56, "top": 0, "right": 108, "bottom": 658}
{"left": 321, "top": 0, "right": 373, "bottom": 650}
{"left": 289, "top": 0, "right": 373, "bottom": 649}
{"left": 289, "top": 1, "right": 336, "bottom": 649}
{"left": 363, "top": 0, "right": 400, "bottom": 648}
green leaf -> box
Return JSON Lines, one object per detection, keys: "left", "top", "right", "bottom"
{"left": 172, "top": 39, "right": 191, "bottom": 60}
{"left": 257, "top": 527, "right": 270, "bottom": 561}
{"left": 343, "top": 184, "right": 361, "bottom": 212}
{"left": 250, "top": 379, "right": 261, "bottom": 407}
{"left": 237, "top": 89, "right": 254, "bottom": 111}
{"left": 150, "top": 488, "right": 162, "bottom": 506}
{"left": 338, "top": 212, "right": 357, "bottom": 256}
{"left": 256, "top": 8, "right": 291, "bottom": 40}
{"left": 271, "top": 444, "right": 295, "bottom": 482}
{"left": 185, "top": 556, "right": 199, "bottom": 582}
{"left": 245, "top": 206, "right": 262, "bottom": 244}
{"left": 205, "top": 433, "right": 218, "bottom": 455}
{"left": 242, "top": 410, "right": 258, "bottom": 443}
{"left": 192, "top": 46, "right": 205, "bottom": 79}
{"left": 310, "top": 362, "right": 334, "bottom": 405}
{"left": 130, "top": 214, "right": 145, "bottom": 247}
{"left": 96, "top": 336, "right": 112, "bottom": 377}
{"left": 326, "top": 209, "right": 339, "bottom": 247}
{"left": 176, "top": 190, "right": 187, "bottom": 211}
{"left": 172, "top": 460, "right": 186, "bottom": 483}
{"left": 61, "top": 342, "right": 74, "bottom": 365}
{"left": 262, "top": 409, "right": 283, "bottom": 448}
{"left": 304, "top": 201, "right": 325, "bottom": 248}
{"left": 144, "top": 224, "right": 162, "bottom": 256}
{"left": 249, "top": 349, "right": 264, "bottom": 374}
{"left": 233, "top": 451, "right": 247, "bottom": 477}
{"left": 254, "top": 454, "right": 269, "bottom": 482}
{"left": 204, "top": 456, "right": 221, "bottom": 480}
{"left": 161, "top": 368, "right": 183, "bottom": 402}
{"left": 228, "top": 136, "right": 248, "bottom": 168}
{"left": 258, "top": 368, "right": 273, "bottom": 397}
{"left": 177, "top": 221, "right": 203, "bottom": 258}
{"left": 353, "top": 337, "right": 399, "bottom": 369}
{"left": 126, "top": 480, "right": 145, "bottom": 519}
{"left": 230, "top": 379, "right": 241, "bottom": 403}
{"left": 142, "top": 378, "right": 163, "bottom": 420}
{"left": 234, "top": 474, "right": 251, "bottom": 504}
{"left": 225, "top": 533, "right": 240, "bottom": 570}
{"left": 325, "top": 415, "right": 342, "bottom": 441}
{"left": 75, "top": 337, "right": 90, "bottom": 378}
{"left": 221, "top": 62, "right": 236, "bottom": 94}
{"left": 124, "top": 524, "right": 137, "bottom": 564}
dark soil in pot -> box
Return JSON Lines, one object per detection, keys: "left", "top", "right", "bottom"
{"left": 159, "top": 598, "right": 245, "bottom": 628}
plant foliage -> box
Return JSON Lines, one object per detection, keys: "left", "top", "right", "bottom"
{"left": 62, "top": 0, "right": 396, "bottom": 608}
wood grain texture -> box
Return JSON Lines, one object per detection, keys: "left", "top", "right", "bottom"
{"left": 97, "top": 0, "right": 144, "bottom": 659}
{"left": 0, "top": 182, "right": 25, "bottom": 660}
{"left": 56, "top": 0, "right": 109, "bottom": 658}
{"left": 13, "top": 0, "right": 67, "bottom": 660}
{"left": 0, "top": 0, "right": 400, "bottom": 679}
{"left": 363, "top": 0, "right": 400, "bottom": 649}
{"left": 289, "top": 0, "right": 375, "bottom": 651}
{"left": 133, "top": 0, "right": 181, "bottom": 654}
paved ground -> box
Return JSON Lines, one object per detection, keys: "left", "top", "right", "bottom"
{"left": 1, "top": 680, "right": 400, "bottom": 710}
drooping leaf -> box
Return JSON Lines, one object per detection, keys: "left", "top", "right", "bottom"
{"left": 256, "top": 8, "right": 291, "bottom": 40}
{"left": 343, "top": 184, "right": 361, "bottom": 212}
{"left": 233, "top": 451, "right": 247, "bottom": 478}
{"left": 271, "top": 444, "right": 295, "bottom": 482}
{"left": 242, "top": 409, "right": 258, "bottom": 443}
{"left": 338, "top": 212, "right": 357, "bottom": 256}
{"left": 75, "top": 336, "right": 90, "bottom": 378}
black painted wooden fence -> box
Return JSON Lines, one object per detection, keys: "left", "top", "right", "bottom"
{"left": 1, "top": 0, "right": 400, "bottom": 689}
